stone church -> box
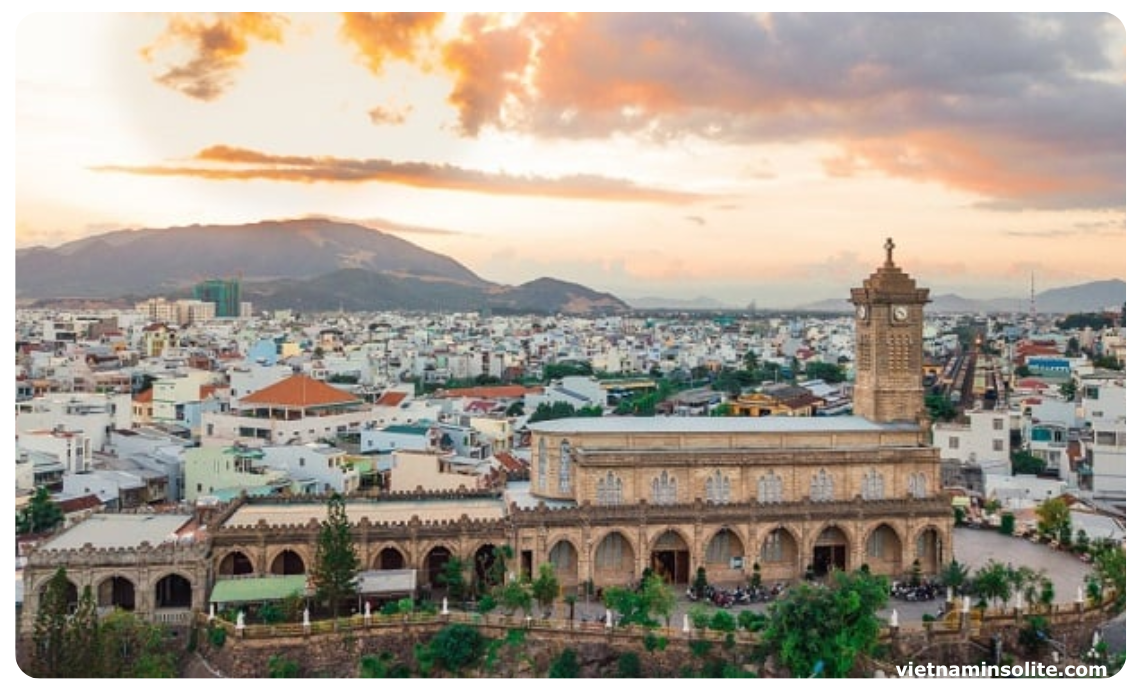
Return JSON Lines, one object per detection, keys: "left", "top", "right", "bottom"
{"left": 20, "top": 240, "right": 951, "bottom": 628}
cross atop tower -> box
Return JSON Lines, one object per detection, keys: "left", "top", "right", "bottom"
{"left": 884, "top": 237, "right": 895, "bottom": 266}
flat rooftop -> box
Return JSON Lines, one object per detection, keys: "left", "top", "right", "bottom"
{"left": 528, "top": 415, "right": 917, "bottom": 435}
{"left": 40, "top": 513, "right": 195, "bottom": 551}
{"left": 223, "top": 498, "right": 506, "bottom": 528}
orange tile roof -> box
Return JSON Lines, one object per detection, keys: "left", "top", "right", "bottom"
{"left": 134, "top": 389, "right": 154, "bottom": 403}
{"left": 240, "top": 374, "right": 363, "bottom": 408}
{"left": 438, "top": 385, "right": 542, "bottom": 399}
{"left": 377, "top": 391, "right": 408, "bottom": 407}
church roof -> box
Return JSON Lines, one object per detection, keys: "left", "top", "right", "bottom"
{"left": 528, "top": 416, "right": 917, "bottom": 435}
{"left": 239, "top": 374, "right": 363, "bottom": 408}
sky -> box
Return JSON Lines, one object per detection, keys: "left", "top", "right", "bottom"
{"left": 10, "top": 10, "right": 1129, "bottom": 308}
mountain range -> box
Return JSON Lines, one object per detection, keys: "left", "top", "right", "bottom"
{"left": 15, "top": 219, "right": 628, "bottom": 315}
{"left": 795, "top": 279, "right": 1126, "bottom": 315}
{"left": 16, "top": 218, "right": 1124, "bottom": 316}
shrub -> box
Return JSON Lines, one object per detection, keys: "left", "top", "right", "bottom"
{"left": 616, "top": 651, "right": 642, "bottom": 678}
{"left": 548, "top": 648, "right": 580, "bottom": 678}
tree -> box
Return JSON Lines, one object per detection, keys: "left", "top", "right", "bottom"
{"left": 691, "top": 566, "right": 709, "bottom": 599}
{"left": 531, "top": 563, "right": 560, "bottom": 616}
{"left": 17, "top": 486, "right": 64, "bottom": 535}
{"left": 924, "top": 393, "right": 956, "bottom": 421}
{"left": 640, "top": 572, "right": 676, "bottom": 628}
{"left": 805, "top": 361, "right": 846, "bottom": 384}
{"left": 1088, "top": 541, "right": 1125, "bottom": 611}
{"left": 1012, "top": 450, "right": 1046, "bottom": 475}
{"left": 311, "top": 493, "right": 361, "bottom": 619}
{"left": 548, "top": 648, "right": 580, "bottom": 678}
{"left": 941, "top": 558, "right": 969, "bottom": 596}
{"left": 498, "top": 577, "right": 533, "bottom": 617}
{"left": 267, "top": 654, "right": 301, "bottom": 678}
{"left": 95, "top": 608, "right": 179, "bottom": 677}
{"left": 1059, "top": 378, "right": 1077, "bottom": 402}
{"left": 437, "top": 556, "right": 470, "bottom": 602}
{"left": 64, "top": 586, "right": 100, "bottom": 677}
{"left": 423, "top": 623, "right": 487, "bottom": 675}
{"left": 763, "top": 570, "right": 889, "bottom": 677}
{"left": 1036, "top": 497, "right": 1071, "bottom": 541}
{"left": 32, "top": 567, "right": 72, "bottom": 676}
{"left": 973, "top": 560, "right": 1012, "bottom": 609}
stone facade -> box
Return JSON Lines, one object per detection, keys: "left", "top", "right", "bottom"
{"left": 851, "top": 237, "right": 931, "bottom": 423}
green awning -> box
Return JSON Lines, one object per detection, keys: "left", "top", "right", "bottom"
{"left": 209, "top": 575, "right": 309, "bottom": 604}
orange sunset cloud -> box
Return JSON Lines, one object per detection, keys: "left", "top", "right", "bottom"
{"left": 141, "top": 12, "right": 290, "bottom": 101}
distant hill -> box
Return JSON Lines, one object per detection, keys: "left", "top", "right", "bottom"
{"left": 627, "top": 295, "right": 730, "bottom": 310}
{"left": 795, "top": 279, "right": 1125, "bottom": 315}
{"left": 16, "top": 219, "right": 629, "bottom": 315}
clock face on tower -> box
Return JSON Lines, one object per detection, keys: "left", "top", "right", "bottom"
{"left": 892, "top": 305, "right": 909, "bottom": 322}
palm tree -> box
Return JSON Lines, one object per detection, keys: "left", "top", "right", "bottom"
{"left": 973, "top": 560, "right": 1011, "bottom": 611}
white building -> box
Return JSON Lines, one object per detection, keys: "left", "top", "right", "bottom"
{"left": 932, "top": 408, "right": 1013, "bottom": 475}
{"left": 15, "top": 392, "right": 132, "bottom": 453}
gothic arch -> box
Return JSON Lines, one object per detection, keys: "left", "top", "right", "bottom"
{"left": 153, "top": 572, "right": 194, "bottom": 609}
{"left": 34, "top": 575, "right": 79, "bottom": 614}
{"left": 269, "top": 548, "right": 307, "bottom": 575}
{"left": 703, "top": 526, "right": 745, "bottom": 578}
{"left": 371, "top": 545, "right": 409, "bottom": 570}
{"left": 808, "top": 523, "right": 853, "bottom": 576}
{"left": 96, "top": 574, "right": 136, "bottom": 611}
{"left": 217, "top": 549, "right": 255, "bottom": 577}
{"left": 862, "top": 522, "right": 904, "bottom": 577}
{"left": 911, "top": 525, "right": 945, "bottom": 576}
{"left": 649, "top": 528, "right": 691, "bottom": 585}
{"left": 421, "top": 543, "right": 459, "bottom": 591}
{"left": 547, "top": 539, "right": 579, "bottom": 587}
{"left": 592, "top": 530, "right": 636, "bottom": 586}
{"left": 757, "top": 526, "right": 800, "bottom": 581}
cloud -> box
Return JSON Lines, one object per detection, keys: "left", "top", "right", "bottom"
{"left": 305, "top": 214, "right": 468, "bottom": 237}
{"left": 93, "top": 145, "right": 706, "bottom": 204}
{"left": 367, "top": 104, "right": 412, "bottom": 126}
{"left": 441, "top": 14, "right": 533, "bottom": 137}
{"left": 436, "top": 13, "right": 1123, "bottom": 210}
{"left": 141, "top": 13, "right": 289, "bottom": 101}
{"left": 1001, "top": 219, "right": 1125, "bottom": 239}
{"left": 339, "top": 12, "right": 444, "bottom": 75}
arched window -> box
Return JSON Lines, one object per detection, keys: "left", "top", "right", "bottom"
{"left": 758, "top": 471, "right": 783, "bottom": 504}
{"left": 861, "top": 469, "right": 885, "bottom": 500}
{"left": 550, "top": 541, "right": 575, "bottom": 570}
{"left": 597, "top": 533, "right": 626, "bottom": 568}
{"left": 761, "top": 531, "right": 783, "bottom": 562}
{"left": 596, "top": 471, "right": 623, "bottom": 505}
{"left": 536, "top": 439, "right": 547, "bottom": 492}
{"left": 867, "top": 527, "right": 887, "bottom": 558}
{"left": 651, "top": 471, "right": 677, "bottom": 505}
{"left": 809, "top": 468, "right": 834, "bottom": 501}
{"left": 559, "top": 440, "right": 572, "bottom": 493}
{"left": 706, "top": 470, "right": 731, "bottom": 504}
{"left": 908, "top": 472, "right": 928, "bottom": 499}
{"left": 706, "top": 530, "right": 734, "bottom": 564}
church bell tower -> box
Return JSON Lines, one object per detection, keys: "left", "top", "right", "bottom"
{"left": 850, "top": 238, "right": 930, "bottom": 423}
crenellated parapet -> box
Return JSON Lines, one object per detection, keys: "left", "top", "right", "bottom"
{"left": 26, "top": 540, "right": 211, "bottom": 568}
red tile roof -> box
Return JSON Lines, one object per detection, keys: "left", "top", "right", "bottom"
{"left": 240, "top": 374, "right": 363, "bottom": 408}
{"left": 438, "top": 385, "right": 542, "bottom": 399}
{"left": 377, "top": 391, "right": 408, "bottom": 407}
{"left": 134, "top": 389, "right": 154, "bottom": 403}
